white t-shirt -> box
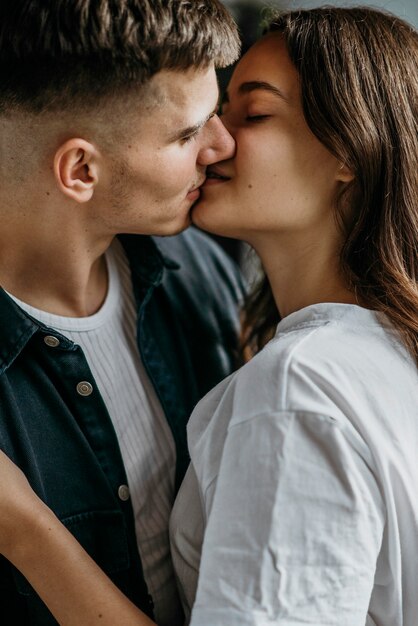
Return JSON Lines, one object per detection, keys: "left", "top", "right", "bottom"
{"left": 9, "top": 240, "right": 183, "bottom": 626}
{"left": 170, "top": 303, "right": 418, "bottom": 626}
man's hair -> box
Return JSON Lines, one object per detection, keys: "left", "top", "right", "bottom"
{"left": 242, "top": 7, "right": 418, "bottom": 365}
{"left": 0, "top": 0, "right": 240, "bottom": 113}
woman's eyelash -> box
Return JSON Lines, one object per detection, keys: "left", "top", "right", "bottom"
{"left": 246, "top": 115, "right": 270, "bottom": 122}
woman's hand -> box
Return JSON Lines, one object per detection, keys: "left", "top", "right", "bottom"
{"left": 0, "top": 449, "right": 155, "bottom": 625}
{"left": 0, "top": 449, "right": 47, "bottom": 562}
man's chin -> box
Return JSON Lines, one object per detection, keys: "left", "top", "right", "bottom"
{"left": 116, "top": 213, "right": 192, "bottom": 238}
{"left": 155, "top": 213, "right": 192, "bottom": 237}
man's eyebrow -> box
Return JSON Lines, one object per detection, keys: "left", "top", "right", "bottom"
{"left": 224, "top": 80, "right": 289, "bottom": 103}
{"left": 170, "top": 104, "right": 219, "bottom": 142}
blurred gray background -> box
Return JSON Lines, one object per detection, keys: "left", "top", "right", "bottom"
{"left": 224, "top": 0, "right": 417, "bottom": 38}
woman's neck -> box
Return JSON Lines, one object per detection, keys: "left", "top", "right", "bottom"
{"left": 251, "top": 229, "right": 358, "bottom": 319}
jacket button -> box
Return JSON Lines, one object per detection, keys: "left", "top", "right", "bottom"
{"left": 44, "top": 335, "right": 60, "bottom": 348}
{"left": 76, "top": 381, "right": 93, "bottom": 396}
{"left": 118, "top": 484, "right": 130, "bottom": 501}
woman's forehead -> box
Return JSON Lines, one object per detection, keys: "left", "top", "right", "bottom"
{"left": 228, "top": 35, "right": 298, "bottom": 101}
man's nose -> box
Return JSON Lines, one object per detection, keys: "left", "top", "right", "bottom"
{"left": 197, "top": 114, "right": 236, "bottom": 165}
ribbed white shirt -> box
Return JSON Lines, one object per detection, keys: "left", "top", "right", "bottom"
{"left": 9, "top": 239, "right": 183, "bottom": 626}
{"left": 170, "top": 303, "right": 418, "bottom": 626}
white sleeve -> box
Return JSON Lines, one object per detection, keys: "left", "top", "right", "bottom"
{"left": 189, "top": 410, "right": 385, "bottom": 626}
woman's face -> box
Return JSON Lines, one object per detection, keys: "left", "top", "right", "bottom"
{"left": 192, "top": 33, "right": 349, "bottom": 244}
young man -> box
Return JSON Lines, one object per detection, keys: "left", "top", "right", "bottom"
{"left": 0, "top": 1, "right": 242, "bottom": 624}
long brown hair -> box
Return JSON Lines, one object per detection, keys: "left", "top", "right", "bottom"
{"left": 242, "top": 7, "right": 418, "bottom": 364}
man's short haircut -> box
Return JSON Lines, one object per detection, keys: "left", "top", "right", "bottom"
{"left": 0, "top": 0, "right": 240, "bottom": 114}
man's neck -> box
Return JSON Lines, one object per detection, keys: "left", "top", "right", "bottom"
{"left": 0, "top": 230, "right": 112, "bottom": 317}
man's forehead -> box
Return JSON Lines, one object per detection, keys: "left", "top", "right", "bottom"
{"left": 140, "top": 66, "right": 220, "bottom": 134}
{"left": 146, "top": 65, "right": 218, "bottom": 107}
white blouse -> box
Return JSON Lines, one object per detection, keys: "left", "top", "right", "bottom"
{"left": 170, "top": 303, "right": 418, "bottom": 626}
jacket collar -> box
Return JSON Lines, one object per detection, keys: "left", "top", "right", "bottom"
{"left": 118, "top": 234, "right": 180, "bottom": 286}
{"left": 0, "top": 235, "right": 180, "bottom": 373}
{"left": 0, "top": 290, "right": 39, "bottom": 374}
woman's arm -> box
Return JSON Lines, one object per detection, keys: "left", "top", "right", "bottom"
{"left": 0, "top": 450, "right": 155, "bottom": 626}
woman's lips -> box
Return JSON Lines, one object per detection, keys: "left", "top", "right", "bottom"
{"left": 202, "top": 177, "right": 228, "bottom": 186}
{"left": 202, "top": 169, "right": 231, "bottom": 186}
{"left": 203, "top": 165, "right": 231, "bottom": 187}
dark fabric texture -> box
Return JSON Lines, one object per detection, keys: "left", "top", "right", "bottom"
{"left": 0, "top": 228, "right": 244, "bottom": 625}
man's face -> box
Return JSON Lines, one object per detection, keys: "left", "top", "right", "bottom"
{"left": 97, "top": 64, "right": 235, "bottom": 236}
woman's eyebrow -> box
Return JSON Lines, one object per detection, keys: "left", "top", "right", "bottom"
{"left": 225, "top": 81, "right": 289, "bottom": 103}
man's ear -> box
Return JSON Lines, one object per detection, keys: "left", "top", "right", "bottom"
{"left": 336, "top": 161, "right": 355, "bottom": 183}
{"left": 53, "top": 139, "right": 100, "bottom": 203}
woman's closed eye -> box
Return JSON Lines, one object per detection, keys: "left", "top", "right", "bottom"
{"left": 245, "top": 114, "right": 271, "bottom": 123}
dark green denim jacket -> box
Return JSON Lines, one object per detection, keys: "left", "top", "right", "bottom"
{"left": 0, "top": 228, "right": 244, "bottom": 625}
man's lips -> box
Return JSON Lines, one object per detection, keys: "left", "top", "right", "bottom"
{"left": 190, "top": 178, "right": 206, "bottom": 192}
{"left": 187, "top": 178, "right": 206, "bottom": 200}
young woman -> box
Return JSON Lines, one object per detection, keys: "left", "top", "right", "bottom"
{"left": 0, "top": 6, "right": 417, "bottom": 626}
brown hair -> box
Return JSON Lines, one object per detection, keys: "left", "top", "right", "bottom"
{"left": 0, "top": 0, "right": 240, "bottom": 114}
{"left": 242, "top": 6, "right": 418, "bottom": 365}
